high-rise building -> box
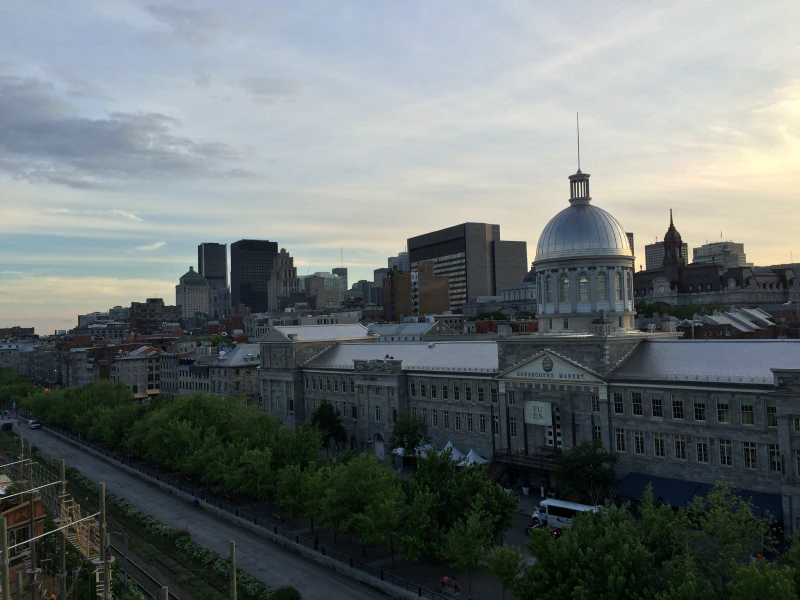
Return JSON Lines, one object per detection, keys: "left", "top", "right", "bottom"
{"left": 383, "top": 263, "right": 449, "bottom": 321}
{"left": 198, "top": 243, "right": 228, "bottom": 289}
{"left": 231, "top": 240, "right": 279, "bottom": 313}
{"left": 175, "top": 266, "right": 210, "bottom": 318}
{"left": 644, "top": 241, "right": 688, "bottom": 271}
{"left": 407, "top": 223, "right": 527, "bottom": 309}
{"left": 626, "top": 232, "right": 635, "bottom": 258}
{"left": 332, "top": 267, "right": 348, "bottom": 292}
{"left": 693, "top": 241, "right": 752, "bottom": 270}
{"left": 388, "top": 252, "right": 410, "bottom": 272}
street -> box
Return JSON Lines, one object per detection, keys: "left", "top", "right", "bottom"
{"left": 13, "top": 424, "right": 386, "bottom": 600}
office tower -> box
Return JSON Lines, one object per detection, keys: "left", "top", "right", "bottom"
{"left": 332, "top": 267, "right": 348, "bottom": 292}
{"left": 198, "top": 243, "right": 228, "bottom": 289}
{"left": 230, "top": 240, "right": 279, "bottom": 313}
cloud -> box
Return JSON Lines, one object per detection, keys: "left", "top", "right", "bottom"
{"left": 237, "top": 76, "right": 296, "bottom": 104}
{"left": 135, "top": 241, "right": 165, "bottom": 251}
{"left": 143, "top": 4, "right": 219, "bottom": 45}
{"left": 0, "top": 75, "right": 242, "bottom": 188}
{"left": 45, "top": 208, "right": 144, "bottom": 222}
{"left": 110, "top": 210, "right": 143, "bottom": 222}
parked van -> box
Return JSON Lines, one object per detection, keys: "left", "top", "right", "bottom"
{"left": 531, "top": 499, "right": 600, "bottom": 529}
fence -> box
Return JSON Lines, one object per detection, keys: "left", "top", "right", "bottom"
{"left": 42, "top": 423, "right": 450, "bottom": 600}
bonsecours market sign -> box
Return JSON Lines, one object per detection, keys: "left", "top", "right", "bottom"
{"left": 512, "top": 357, "right": 588, "bottom": 380}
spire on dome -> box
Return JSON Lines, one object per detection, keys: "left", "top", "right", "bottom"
{"left": 670, "top": 208, "right": 674, "bottom": 227}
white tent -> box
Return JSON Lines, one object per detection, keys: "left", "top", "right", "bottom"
{"left": 439, "top": 441, "right": 465, "bottom": 462}
{"left": 460, "top": 449, "right": 490, "bottom": 467}
{"left": 393, "top": 443, "right": 435, "bottom": 457}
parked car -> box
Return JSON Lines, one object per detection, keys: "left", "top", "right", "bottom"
{"left": 28, "top": 420, "right": 41, "bottom": 430}
{"left": 1, "top": 422, "right": 12, "bottom": 431}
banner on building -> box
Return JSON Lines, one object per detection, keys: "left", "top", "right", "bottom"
{"left": 524, "top": 400, "right": 552, "bottom": 425}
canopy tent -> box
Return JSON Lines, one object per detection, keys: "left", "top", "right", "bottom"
{"left": 439, "top": 441, "right": 465, "bottom": 462}
{"left": 460, "top": 449, "right": 490, "bottom": 467}
{"left": 393, "top": 443, "right": 435, "bottom": 457}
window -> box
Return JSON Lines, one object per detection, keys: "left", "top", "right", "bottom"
{"left": 741, "top": 402, "right": 754, "bottom": 425}
{"left": 420, "top": 382, "right": 427, "bottom": 398}
{"left": 510, "top": 417, "right": 517, "bottom": 437}
{"left": 696, "top": 438, "right": 709, "bottom": 463}
{"left": 632, "top": 392, "right": 643, "bottom": 416}
{"left": 694, "top": 397, "right": 706, "bottom": 422}
{"left": 717, "top": 400, "right": 729, "bottom": 423}
{"left": 597, "top": 272, "right": 607, "bottom": 301}
{"left": 769, "top": 444, "right": 780, "bottom": 472}
{"left": 615, "top": 271, "right": 623, "bottom": 301}
{"left": 592, "top": 425, "right": 601, "bottom": 441}
{"left": 672, "top": 397, "right": 684, "bottom": 420}
{"left": 422, "top": 408, "right": 428, "bottom": 424}
{"left": 654, "top": 433, "right": 665, "bottom": 458}
{"left": 615, "top": 428, "right": 626, "bottom": 452}
{"left": 579, "top": 276, "right": 589, "bottom": 302}
{"left": 304, "top": 378, "right": 308, "bottom": 390}
{"left": 443, "top": 410, "right": 450, "bottom": 429}
{"left": 479, "top": 414, "right": 486, "bottom": 433}
{"left": 311, "top": 378, "right": 317, "bottom": 390}
{"left": 546, "top": 275, "right": 553, "bottom": 303}
{"left": 796, "top": 451, "right": 800, "bottom": 476}
{"left": 651, "top": 396, "right": 663, "bottom": 418}
{"left": 493, "top": 416, "right": 500, "bottom": 435}
{"left": 508, "top": 391, "right": 515, "bottom": 405}
{"left": 432, "top": 409, "right": 439, "bottom": 428}
{"left": 719, "top": 439, "right": 732, "bottom": 466}
{"left": 559, "top": 274, "right": 569, "bottom": 303}
{"left": 334, "top": 379, "right": 338, "bottom": 392}
{"left": 490, "top": 387, "right": 497, "bottom": 404}
{"left": 454, "top": 385, "right": 460, "bottom": 401}
{"left": 359, "top": 403, "right": 365, "bottom": 418}
{"left": 614, "top": 392, "right": 623, "bottom": 414}
{"left": 351, "top": 404, "right": 357, "bottom": 419}
{"left": 674, "top": 435, "right": 687, "bottom": 460}
{"left": 743, "top": 442, "right": 757, "bottom": 469}
{"left": 431, "top": 384, "right": 437, "bottom": 399}
{"left": 767, "top": 404, "right": 777, "bottom": 427}
{"left": 350, "top": 380, "right": 355, "bottom": 393}
{"left": 326, "top": 377, "right": 331, "bottom": 391}
{"left": 794, "top": 417, "right": 800, "bottom": 432}
{"left": 410, "top": 381, "right": 416, "bottom": 397}
{"left": 468, "top": 413, "right": 474, "bottom": 432}
{"left": 634, "top": 431, "right": 644, "bottom": 455}
{"left": 392, "top": 408, "right": 397, "bottom": 423}
{"left": 468, "top": 385, "right": 475, "bottom": 402}
{"left": 375, "top": 407, "right": 381, "bottom": 421}
{"left": 563, "top": 318, "right": 569, "bottom": 330}
{"left": 591, "top": 395, "right": 600, "bottom": 413}
{"left": 442, "top": 385, "right": 448, "bottom": 400}
{"left": 455, "top": 412, "right": 462, "bottom": 431}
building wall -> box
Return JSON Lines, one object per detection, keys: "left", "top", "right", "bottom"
{"left": 231, "top": 240, "right": 279, "bottom": 313}
{"left": 198, "top": 243, "right": 228, "bottom": 289}
{"left": 492, "top": 240, "right": 528, "bottom": 293}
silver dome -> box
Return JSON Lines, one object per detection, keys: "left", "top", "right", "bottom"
{"left": 535, "top": 203, "right": 632, "bottom": 263}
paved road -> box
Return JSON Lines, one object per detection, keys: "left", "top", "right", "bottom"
{"left": 15, "top": 426, "right": 385, "bottom": 600}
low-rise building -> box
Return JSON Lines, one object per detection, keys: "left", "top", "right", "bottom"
{"left": 110, "top": 346, "right": 161, "bottom": 399}
{"left": 209, "top": 344, "right": 261, "bottom": 404}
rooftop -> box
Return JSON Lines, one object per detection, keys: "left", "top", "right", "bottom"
{"left": 367, "top": 322, "right": 438, "bottom": 336}
{"left": 209, "top": 343, "right": 260, "bottom": 367}
{"left": 612, "top": 339, "right": 800, "bottom": 386}
{"left": 265, "top": 324, "right": 370, "bottom": 342}
{"left": 304, "top": 341, "right": 498, "bottom": 373}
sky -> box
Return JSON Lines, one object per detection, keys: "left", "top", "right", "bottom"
{"left": 1, "top": 1, "right": 799, "bottom": 334}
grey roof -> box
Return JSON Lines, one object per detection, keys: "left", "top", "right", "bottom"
{"left": 367, "top": 322, "right": 437, "bottom": 336}
{"left": 304, "top": 341, "right": 498, "bottom": 373}
{"left": 209, "top": 343, "right": 261, "bottom": 367}
{"left": 269, "top": 324, "right": 370, "bottom": 342}
{"left": 535, "top": 202, "right": 632, "bottom": 263}
{"left": 611, "top": 340, "right": 800, "bottom": 385}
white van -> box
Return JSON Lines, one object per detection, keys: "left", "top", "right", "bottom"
{"left": 531, "top": 499, "right": 600, "bottom": 529}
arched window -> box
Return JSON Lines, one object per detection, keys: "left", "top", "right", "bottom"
{"left": 546, "top": 275, "right": 553, "bottom": 303}
{"left": 578, "top": 274, "right": 589, "bottom": 302}
{"left": 597, "top": 272, "right": 607, "bottom": 301}
{"left": 615, "top": 271, "right": 622, "bottom": 301}
{"left": 560, "top": 274, "right": 570, "bottom": 303}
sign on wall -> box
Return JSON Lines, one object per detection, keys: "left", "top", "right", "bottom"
{"left": 524, "top": 400, "right": 552, "bottom": 425}
{"left": 507, "top": 353, "right": 600, "bottom": 383}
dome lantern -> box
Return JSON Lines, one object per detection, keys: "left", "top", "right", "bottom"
{"left": 568, "top": 170, "right": 591, "bottom": 205}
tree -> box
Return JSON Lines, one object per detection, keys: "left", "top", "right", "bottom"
{"left": 487, "top": 544, "right": 522, "bottom": 600}
{"left": 388, "top": 411, "right": 429, "bottom": 461}
{"left": 356, "top": 480, "right": 404, "bottom": 566}
{"left": 553, "top": 439, "right": 617, "bottom": 500}
{"left": 271, "top": 586, "right": 302, "bottom": 600}
{"left": 728, "top": 563, "right": 796, "bottom": 600}
{"left": 310, "top": 402, "right": 347, "bottom": 452}
{"left": 399, "top": 486, "right": 437, "bottom": 562}
{"left": 445, "top": 506, "right": 494, "bottom": 599}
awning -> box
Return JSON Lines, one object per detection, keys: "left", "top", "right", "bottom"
{"left": 460, "top": 449, "right": 490, "bottom": 467}
{"left": 393, "top": 443, "right": 435, "bottom": 457}
{"left": 439, "top": 441, "right": 465, "bottom": 462}
{"left": 618, "top": 473, "right": 782, "bottom": 521}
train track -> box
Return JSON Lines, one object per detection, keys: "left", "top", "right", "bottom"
{"left": 110, "top": 543, "right": 181, "bottom": 600}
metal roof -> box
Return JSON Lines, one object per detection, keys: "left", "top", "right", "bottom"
{"left": 367, "top": 322, "right": 437, "bottom": 336}
{"left": 535, "top": 203, "right": 632, "bottom": 263}
{"left": 304, "top": 341, "right": 498, "bottom": 373}
{"left": 209, "top": 344, "right": 260, "bottom": 367}
{"left": 269, "top": 324, "right": 370, "bottom": 342}
{"left": 611, "top": 339, "right": 800, "bottom": 385}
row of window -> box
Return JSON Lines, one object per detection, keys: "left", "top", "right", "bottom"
{"left": 608, "top": 428, "right": 782, "bottom": 471}
{"left": 540, "top": 270, "right": 630, "bottom": 304}
{"left": 411, "top": 406, "right": 504, "bottom": 435}
{"left": 304, "top": 398, "right": 389, "bottom": 422}
{"left": 409, "top": 380, "right": 501, "bottom": 403}
{"left": 601, "top": 392, "right": 776, "bottom": 426}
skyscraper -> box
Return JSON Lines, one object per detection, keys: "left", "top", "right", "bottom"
{"left": 198, "top": 243, "right": 228, "bottom": 289}
{"left": 332, "top": 267, "right": 348, "bottom": 292}
{"left": 230, "top": 240, "right": 279, "bottom": 313}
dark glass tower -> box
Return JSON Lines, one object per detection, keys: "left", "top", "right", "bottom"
{"left": 230, "top": 240, "right": 279, "bottom": 313}
{"left": 198, "top": 243, "right": 228, "bottom": 289}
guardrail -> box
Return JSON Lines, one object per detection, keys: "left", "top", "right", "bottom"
{"left": 40, "top": 423, "right": 450, "bottom": 600}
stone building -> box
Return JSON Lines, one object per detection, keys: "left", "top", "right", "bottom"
{"left": 109, "top": 346, "right": 161, "bottom": 399}
{"left": 209, "top": 344, "right": 261, "bottom": 404}
{"left": 175, "top": 266, "right": 210, "bottom": 319}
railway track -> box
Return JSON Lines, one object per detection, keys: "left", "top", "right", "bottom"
{"left": 110, "top": 543, "right": 181, "bottom": 600}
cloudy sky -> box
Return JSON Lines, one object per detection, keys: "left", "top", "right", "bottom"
{"left": 1, "top": 1, "right": 799, "bottom": 334}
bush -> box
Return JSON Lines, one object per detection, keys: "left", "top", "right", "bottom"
{"left": 271, "top": 587, "right": 302, "bottom": 600}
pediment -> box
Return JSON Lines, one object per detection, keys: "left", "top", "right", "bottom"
{"left": 499, "top": 350, "right": 604, "bottom": 384}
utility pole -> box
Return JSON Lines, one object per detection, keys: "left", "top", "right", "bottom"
{"left": 99, "top": 483, "right": 110, "bottom": 600}
{"left": 1, "top": 516, "right": 10, "bottom": 600}
{"left": 27, "top": 447, "right": 35, "bottom": 577}
{"left": 59, "top": 460, "right": 66, "bottom": 600}
{"left": 161, "top": 586, "right": 169, "bottom": 600}
{"left": 13, "top": 572, "right": 21, "bottom": 600}
{"left": 230, "top": 541, "right": 237, "bottom": 600}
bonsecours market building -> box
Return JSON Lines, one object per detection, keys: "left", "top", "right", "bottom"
{"left": 259, "top": 169, "right": 800, "bottom": 532}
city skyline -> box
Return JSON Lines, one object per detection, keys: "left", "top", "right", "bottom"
{"left": 2, "top": 1, "right": 799, "bottom": 333}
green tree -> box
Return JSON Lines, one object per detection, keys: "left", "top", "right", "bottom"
{"left": 271, "top": 587, "right": 302, "bottom": 600}
{"left": 445, "top": 506, "right": 493, "bottom": 599}
{"left": 310, "top": 402, "right": 346, "bottom": 452}
{"left": 400, "top": 486, "right": 437, "bottom": 562}
{"left": 487, "top": 544, "right": 522, "bottom": 600}
{"left": 388, "top": 411, "right": 429, "bottom": 461}
{"left": 553, "top": 439, "right": 617, "bottom": 501}
{"left": 356, "top": 481, "right": 404, "bottom": 566}
{"left": 728, "top": 563, "right": 796, "bottom": 600}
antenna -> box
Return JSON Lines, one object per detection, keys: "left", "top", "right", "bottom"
{"left": 340, "top": 247, "right": 343, "bottom": 269}
{"left": 576, "top": 112, "right": 581, "bottom": 171}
